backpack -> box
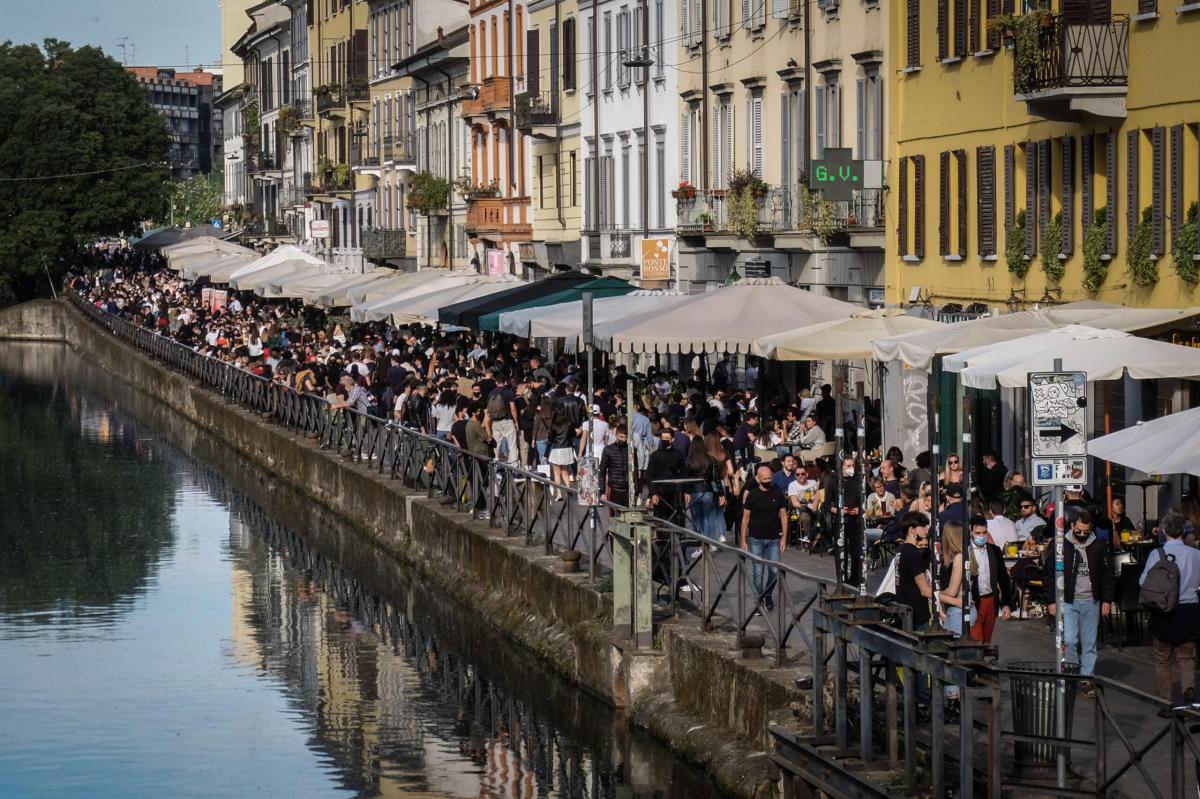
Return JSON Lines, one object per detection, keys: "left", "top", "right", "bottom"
{"left": 486, "top": 389, "right": 509, "bottom": 420}
{"left": 1139, "top": 548, "right": 1180, "bottom": 614}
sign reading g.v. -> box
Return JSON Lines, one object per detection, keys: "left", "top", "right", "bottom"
{"left": 809, "top": 148, "right": 865, "bottom": 202}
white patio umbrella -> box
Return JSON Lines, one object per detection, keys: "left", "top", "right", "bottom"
{"left": 389, "top": 275, "right": 522, "bottom": 326}
{"left": 1087, "top": 406, "right": 1200, "bottom": 478}
{"left": 249, "top": 263, "right": 324, "bottom": 295}
{"left": 266, "top": 271, "right": 346, "bottom": 299}
{"left": 873, "top": 300, "right": 1200, "bottom": 370}
{"left": 312, "top": 268, "right": 397, "bottom": 306}
{"left": 595, "top": 277, "right": 860, "bottom": 354}
{"left": 180, "top": 251, "right": 258, "bottom": 280}
{"left": 752, "top": 309, "right": 945, "bottom": 361}
{"left": 496, "top": 290, "right": 688, "bottom": 348}
{"left": 229, "top": 259, "right": 319, "bottom": 291}
{"left": 351, "top": 273, "right": 482, "bottom": 322}
{"left": 223, "top": 245, "right": 317, "bottom": 285}
{"left": 943, "top": 324, "right": 1200, "bottom": 389}
{"left": 345, "top": 269, "right": 446, "bottom": 306}
{"left": 164, "top": 238, "right": 253, "bottom": 270}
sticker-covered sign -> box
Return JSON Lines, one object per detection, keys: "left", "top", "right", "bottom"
{"left": 1028, "top": 371, "right": 1088, "bottom": 485}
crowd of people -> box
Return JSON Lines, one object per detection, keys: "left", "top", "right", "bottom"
{"left": 73, "top": 245, "right": 1200, "bottom": 712}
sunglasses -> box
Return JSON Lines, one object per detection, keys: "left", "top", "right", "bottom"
{"left": 1021, "top": 503, "right": 1036, "bottom": 509}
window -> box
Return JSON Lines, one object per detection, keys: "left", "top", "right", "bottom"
{"left": 815, "top": 74, "right": 839, "bottom": 159}
{"left": 621, "top": 140, "right": 631, "bottom": 226}
{"left": 906, "top": 0, "right": 920, "bottom": 68}
{"left": 604, "top": 12, "right": 613, "bottom": 90}
{"left": 656, "top": 132, "right": 665, "bottom": 228}
{"left": 1060, "top": 136, "right": 1075, "bottom": 256}
{"left": 586, "top": 14, "right": 594, "bottom": 95}
{"left": 570, "top": 150, "right": 578, "bottom": 208}
{"left": 713, "top": 0, "right": 728, "bottom": 40}
{"left": 747, "top": 92, "right": 763, "bottom": 176}
{"left": 898, "top": 155, "right": 927, "bottom": 259}
{"left": 977, "top": 146, "right": 997, "bottom": 257}
{"left": 527, "top": 29, "right": 540, "bottom": 97}
{"left": 538, "top": 156, "right": 546, "bottom": 207}
{"left": 713, "top": 96, "right": 732, "bottom": 187}
{"left": 563, "top": 18, "right": 576, "bottom": 91}
{"left": 938, "top": 150, "right": 968, "bottom": 258}
{"left": 617, "top": 10, "right": 630, "bottom": 88}
{"left": 856, "top": 71, "right": 882, "bottom": 160}
{"left": 1170, "top": 124, "right": 1185, "bottom": 256}
{"left": 655, "top": 0, "right": 665, "bottom": 78}
{"left": 741, "top": 0, "right": 765, "bottom": 30}
{"left": 1152, "top": 126, "right": 1166, "bottom": 256}
{"left": 1127, "top": 129, "right": 1140, "bottom": 248}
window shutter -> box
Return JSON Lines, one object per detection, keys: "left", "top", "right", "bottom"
{"left": 939, "top": 151, "right": 951, "bottom": 256}
{"left": 856, "top": 78, "right": 866, "bottom": 158}
{"left": 742, "top": 0, "right": 751, "bottom": 28}
{"left": 1171, "top": 124, "right": 1184, "bottom": 253}
{"left": 1060, "top": 136, "right": 1074, "bottom": 255}
{"left": 907, "top": 0, "right": 921, "bottom": 68}
{"left": 968, "top": 0, "right": 980, "bottom": 53}
{"left": 978, "top": 146, "right": 996, "bottom": 257}
{"left": 1081, "top": 134, "right": 1094, "bottom": 233}
{"left": 752, "top": 95, "right": 763, "bottom": 176}
{"left": 681, "top": 0, "right": 690, "bottom": 44}
{"left": 871, "top": 77, "right": 883, "bottom": 160}
{"left": 694, "top": 0, "right": 703, "bottom": 42}
{"left": 599, "top": 154, "right": 609, "bottom": 228}
{"left": 1039, "top": 139, "right": 1052, "bottom": 247}
{"left": 1106, "top": 130, "right": 1117, "bottom": 254}
{"left": 656, "top": 1, "right": 665, "bottom": 77}
{"left": 1004, "top": 144, "right": 1015, "bottom": 235}
{"left": 986, "top": 0, "right": 1001, "bottom": 49}
{"left": 780, "top": 92, "right": 791, "bottom": 193}
{"left": 726, "top": 103, "right": 734, "bottom": 185}
{"left": 681, "top": 113, "right": 690, "bottom": 183}
{"left": 604, "top": 14, "right": 613, "bottom": 89}
{"left": 1025, "top": 144, "right": 1037, "bottom": 256}
{"left": 1152, "top": 126, "right": 1165, "bottom": 256}
{"left": 563, "top": 19, "right": 576, "bottom": 91}
{"left": 608, "top": 156, "right": 616, "bottom": 226}
{"left": 914, "top": 155, "right": 926, "bottom": 258}
{"left": 937, "top": 0, "right": 949, "bottom": 61}
{"left": 713, "top": 103, "right": 722, "bottom": 187}
{"left": 815, "top": 84, "right": 826, "bottom": 159}
{"left": 584, "top": 155, "right": 593, "bottom": 228}
{"left": 1127, "top": 128, "right": 1139, "bottom": 243}
{"left": 899, "top": 157, "right": 909, "bottom": 255}
{"left": 829, "top": 82, "right": 840, "bottom": 148}
{"left": 954, "top": 0, "right": 968, "bottom": 57}
{"left": 956, "top": 149, "right": 968, "bottom": 258}
{"left": 1138, "top": 0, "right": 1157, "bottom": 14}
{"left": 527, "top": 29, "right": 540, "bottom": 97}
{"left": 773, "top": 0, "right": 789, "bottom": 19}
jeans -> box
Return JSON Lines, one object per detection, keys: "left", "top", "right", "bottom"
{"left": 1062, "top": 599, "right": 1100, "bottom": 677}
{"left": 535, "top": 439, "right": 549, "bottom": 462}
{"left": 492, "top": 418, "right": 519, "bottom": 467}
{"left": 436, "top": 430, "right": 450, "bottom": 441}
{"left": 747, "top": 537, "right": 781, "bottom": 600}
{"left": 689, "top": 490, "right": 724, "bottom": 541}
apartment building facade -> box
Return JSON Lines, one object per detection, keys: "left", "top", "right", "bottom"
{"left": 129, "top": 67, "right": 224, "bottom": 180}
{"left": 887, "top": 0, "right": 1200, "bottom": 311}
{"left": 520, "top": 0, "right": 584, "bottom": 273}
{"left": 579, "top": 0, "right": 679, "bottom": 281}
{"left": 463, "top": 0, "right": 534, "bottom": 275}
{"left": 395, "top": 24, "right": 473, "bottom": 270}
{"left": 672, "top": 0, "right": 887, "bottom": 302}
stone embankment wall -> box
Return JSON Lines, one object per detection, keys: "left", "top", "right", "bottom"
{"left": 0, "top": 300, "right": 809, "bottom": 798}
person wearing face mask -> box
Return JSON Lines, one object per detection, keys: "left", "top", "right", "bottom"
{"left": 966, "top": 515, "right": 1013, "bottom": 644}
{"left": 1041, "top": 510, "right": 1114, "bottom": 696}
{"left": 740, "top": 465, "right": 789, "bottom": 611}
{"left": 646, "top": 427, "right": 686, "bottom": 522}
{"left": 823, "top": 455, "right": 865, "bottom": 587}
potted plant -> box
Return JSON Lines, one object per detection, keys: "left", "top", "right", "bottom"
{"left": 670, "top": 180, "right": 697, "bottom": 201}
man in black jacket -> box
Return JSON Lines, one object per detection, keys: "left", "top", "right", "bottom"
{"left": 646, "top": 428, "right": 686, "bottom": 522}
{"left": 598, "top": 425, "right": 631, "bottom": 507}
{"left": 1041, "top": 510, "right": 1114, "bottom": 691}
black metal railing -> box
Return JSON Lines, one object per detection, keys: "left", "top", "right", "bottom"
{"left": 515, "top": 91, "right": 556, "bottom": 129}
{"left": 1017, "top": 13, "right": 1129, "bottom": 95}
{"left": 68, "top": 291, "right": 833, "bottom": 667}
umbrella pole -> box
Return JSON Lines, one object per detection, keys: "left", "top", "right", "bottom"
{"left": 858, "top": 417, "right": 868, "bottom": 598}
{"left": 835, "top": 381, "right": 845, "bottom": 594}
{"left": 961, "top": 389, "right": 974, "bottom": 640}
{"left": 928, "top": 357, "right": 943, "bottom": 615}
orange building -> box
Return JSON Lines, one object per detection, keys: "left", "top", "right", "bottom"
{"left": 464, "top": 0, "right": 533, "bottom": 274}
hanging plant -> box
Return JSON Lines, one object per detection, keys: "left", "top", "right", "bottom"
{"left": 1082, "top": 207, "right": 1108, "bottom": 293}
{"left": 1174, "top": 202, "right": 1199, "bottom": 284}
{"left": 1006, "top": 209, "right": 1030, "bottom": 278}
{"left": 1128, "top": 206, "right": 1157, "bottom": 287}
{"left": 987, "top": 5, "right": 1051, "bottom": 94}
{"left": 1041, "top": 211, "right": 1064, "bottom": 282}
{"left": 727, "top": 188, "right": 759, "bottom": 238}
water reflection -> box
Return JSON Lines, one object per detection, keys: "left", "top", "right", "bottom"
{"left": 0, "top": 366, "right": 176, "bottom": 628}
{"left": 0, "top": 343, "right": 717, "bottom": 799}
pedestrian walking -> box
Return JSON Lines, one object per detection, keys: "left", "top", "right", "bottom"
{"left": 966, "top": 514, "right": 1013, "bottom": 643}
{"left": 1139, "top": 509, "right": 1200, "bottom": 708}
{"left": 740, "top": 465, "right": 788, "bottom": 611}
{"left": 1042, "top": 510, "right": 1114, "bottom": 696}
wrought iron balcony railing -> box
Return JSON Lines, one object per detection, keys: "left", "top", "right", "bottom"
{"left": 1015, "top": 13, "right": 1129, "bottom": 95}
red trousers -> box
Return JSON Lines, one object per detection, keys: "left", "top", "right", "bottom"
{"left": 971, "top": 594, "right": 999, "bottom": 643}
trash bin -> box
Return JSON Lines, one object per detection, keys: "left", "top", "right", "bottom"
{"left": 1008, "top": 661, "right": 1080, "bottom": 768}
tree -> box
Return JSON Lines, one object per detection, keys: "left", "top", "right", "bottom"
{"left": 165, "top": 174, "right": 224, "bottom": 229}
{"left": 0, "top": 39, "right": 169, "bottom": 299}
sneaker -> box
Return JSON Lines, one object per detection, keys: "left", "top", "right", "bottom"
{"left": 1082, "top": 682, "right": 1095, "bottom": 699}
{"left": 474, "top": 511, "right": 490, "bottom": 521}
{"left": 764, "top": 595, "right": 775, "bottom": 612}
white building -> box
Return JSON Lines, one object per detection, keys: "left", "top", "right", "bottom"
{"left": 580, "top": 0, "right": 678, "bottom": 280}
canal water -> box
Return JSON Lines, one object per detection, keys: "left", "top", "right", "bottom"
{"left": 0, "top": 342, "right": 720, "bottom": 799}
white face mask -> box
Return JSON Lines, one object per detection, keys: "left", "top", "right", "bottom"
{"left": 843, "top": 467, "right": 855, "bottom": 478}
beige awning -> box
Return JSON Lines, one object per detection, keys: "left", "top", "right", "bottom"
{"left": 180, "top": 252, "right": 258, "bottom": 280}
{"left": 595, "top": 277, "right": 861, "bottom": 354}
{"left": 312, "top": 268, "right": 397, "bottom": 307}
{"left": 265, "top": 271, "right": 347, "bottom": 299}
{"left": 389, "top": 275, "right": 522, "bottom": 326}
{"left": 943, "top": 324, "right": 1200, "bottom": 389}
{"left": 751, "top": 309, "right": 946, "bottom": 361}
{"left": 873, "top": 300, "right": 1200, "bottom": 369}
{"left": 344, "top": 269, "right": 447, "bottom": 307}
{"left": 351, "top": 273, "right": 486, "bottom": 322}
{"left": 222, "top": 245, "right": 323, "bottom": 286}
{"left": 164, "top": 239, "right": 254, "bottom": 271}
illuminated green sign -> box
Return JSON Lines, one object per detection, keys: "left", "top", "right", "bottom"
{"left": 808, "top": 148, "right": 864, "bottom": 202}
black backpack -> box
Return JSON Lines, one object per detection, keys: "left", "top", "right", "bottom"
{"left": 486, "top": 389, "right": 509, "bottom": 420}
{"left": 1139, "top": 548, "right": 1180, "bottom": 614}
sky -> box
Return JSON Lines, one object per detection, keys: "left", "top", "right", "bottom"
{"left": 4, "top": 0, "right": 222, "bottom": 72}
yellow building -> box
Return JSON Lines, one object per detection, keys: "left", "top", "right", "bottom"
{"left": 307, "top": 0, "right": 372, "bottom": 267}
{"left": 888, "top": 0, "right": 1200, "bottom": 311}
{"left": 521, "top": 0, "right": 583, "bottom": 271}
{"left": 220, "top": 0, "right": 260, "bottom": 87}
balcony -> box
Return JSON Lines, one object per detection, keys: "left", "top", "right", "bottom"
{"left": 381, "top": 136, "right": 417, "bottom": 169}
{"left": 462, "top": 76, "right": 511, "bottom": 120}
{"left": 675, "top": 188, "right": 788, "bottom": 247}
{"left": 314, "top": 81, "right": 367, "bottom": 117}
{"left": 291, "top": 98, "right": 313, "bottom": 123}
{"left": 1013, "top": 13, "right": 1129, "bottom": 120}
{"left": 514, "top": 91, "right": 557, "bottom": 139}
{"left": 362, "top": 227, "right": 407, "bottom": 261}
{"left": 464, "top": 196, "right": 532, "bottom": 239}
